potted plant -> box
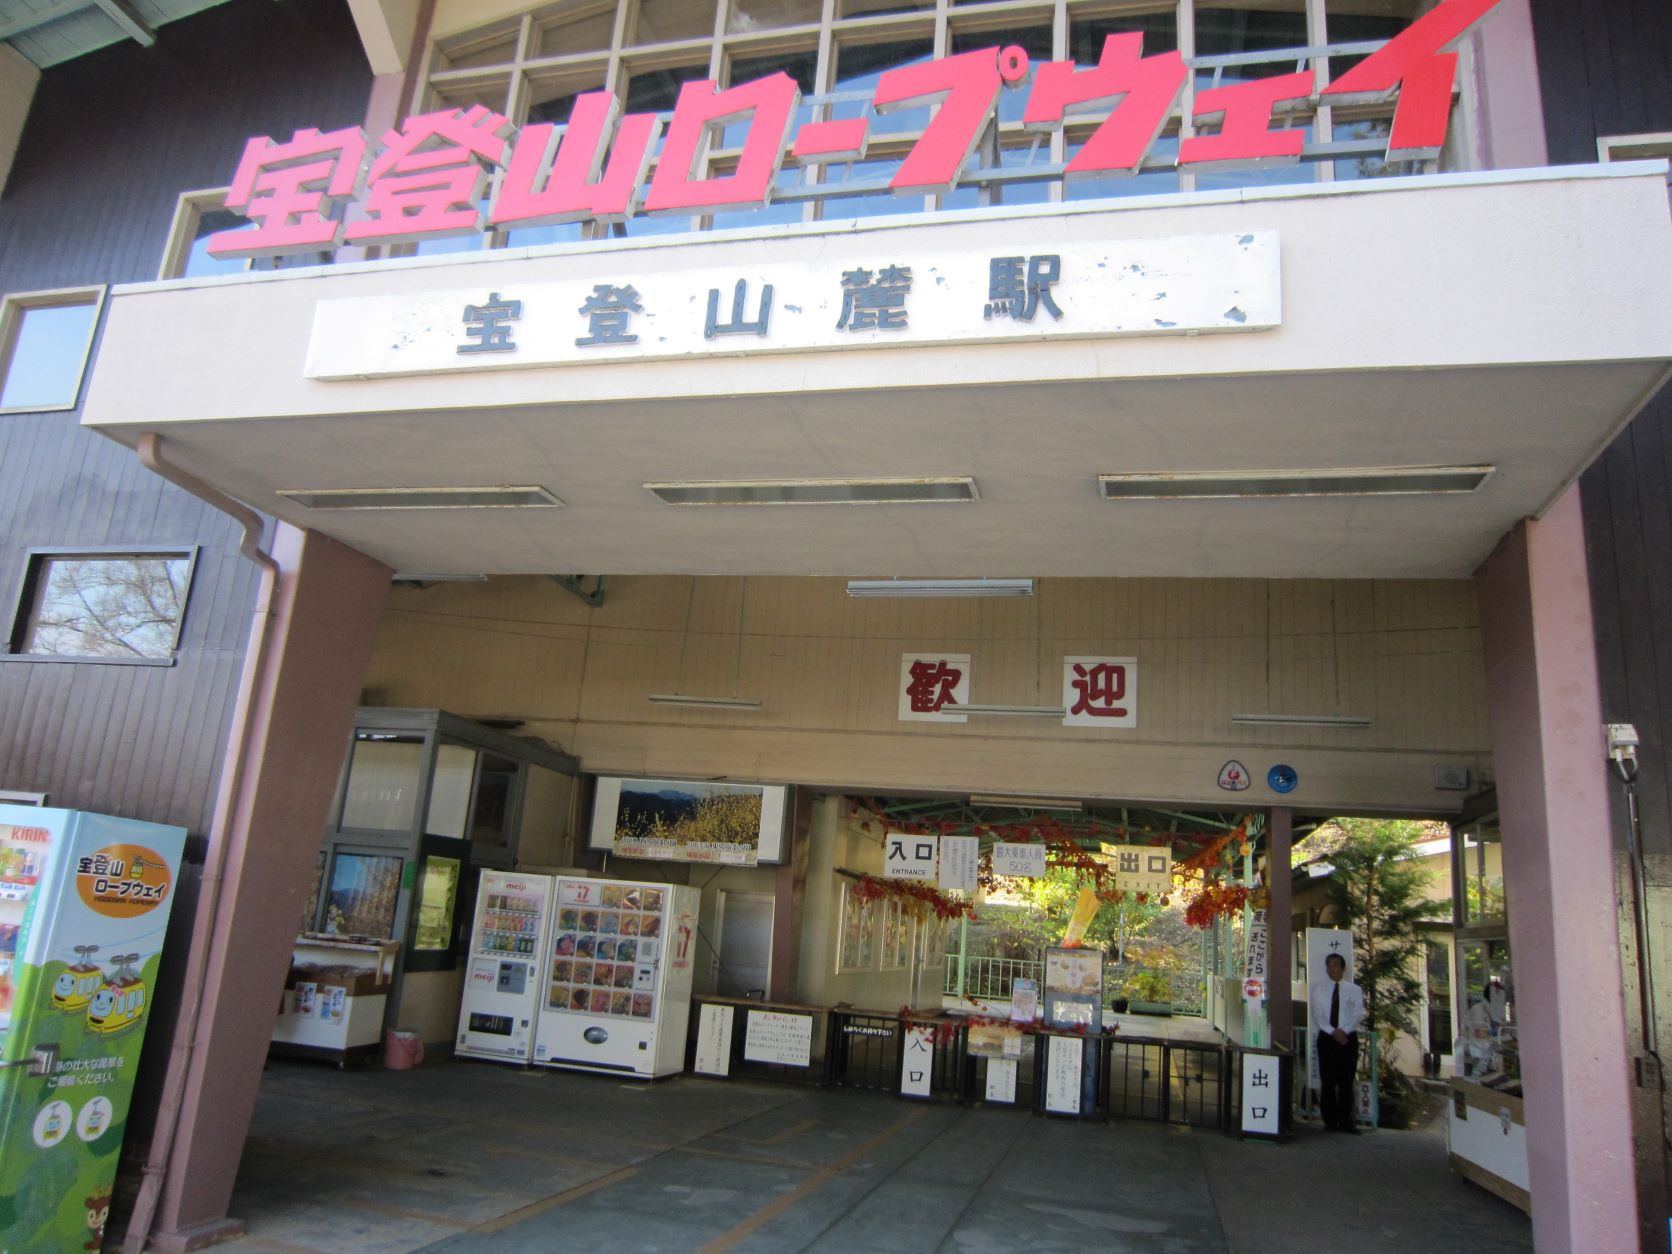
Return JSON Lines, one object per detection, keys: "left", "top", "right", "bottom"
{"left": 1127, "top": 971, "right": 1173, "bottom": 1016}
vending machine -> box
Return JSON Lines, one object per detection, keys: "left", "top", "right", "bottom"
{"left": 455, "top": 870, "right": 556, "bottom": 1064}
{"left": 0, "top": 804, "right": 187, "bottom": 1252}
{"left": 533, "top": 877, "right": 699, "bottom": 1078}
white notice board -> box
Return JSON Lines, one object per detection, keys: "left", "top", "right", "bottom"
{"left": 1045, "top": 1036, "right": 1083, "bottom": 1114}
{"left": 693, "top": 1003, "right": 734, "bottom": 1076}
{"left": 985, "top": 1058, "right": 1018, "bottom": 1104}
{"left": 743, "top": 1009, "right": 813, "bottom": 1067}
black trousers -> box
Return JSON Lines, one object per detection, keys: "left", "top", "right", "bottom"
{"left": 1317, "top": 1030, "right": 1359, "bottom": 1129}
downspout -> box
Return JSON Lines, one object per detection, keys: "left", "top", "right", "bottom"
{"left": 123, "top": 432, "right": 279, "bottom": 1254}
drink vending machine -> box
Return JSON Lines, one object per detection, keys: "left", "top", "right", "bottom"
{"left": 455, "top": 870, "right": 556, "bottom": 1063}
{"left": 533, "top": 877, "right": 699, "bottom": 1078}
{"left": 0, "top": 805, "right": 188, "bottom": 1252}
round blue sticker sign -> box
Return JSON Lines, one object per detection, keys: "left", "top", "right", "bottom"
{"left": 1267, "top": 764, "right": 1298, "bottom": 794}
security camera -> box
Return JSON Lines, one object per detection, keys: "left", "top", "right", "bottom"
{"left": 1608, "top": 723, "right": 1640, "bottom": 785}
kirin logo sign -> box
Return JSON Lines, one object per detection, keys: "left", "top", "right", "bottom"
{"left": 208, "top": 0, "right": 1497, "bottom": 260}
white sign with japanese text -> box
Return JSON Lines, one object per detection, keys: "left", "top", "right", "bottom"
{"left": 1244, "top": 909, "right": 1269, "bottom": 1002}
{"left": 938, "top": 835, "right": 979, "bottom": 892}
{"left": 1241, "top": 1054, "right": 1280, "bottom": 1136}
{"left": 304, "top": 234, "right": 1280, "bottom": 381}
{"left": 1062, "top": 657, "right": 1138, "bottom": 728}
{"left": 1045, "top": 1036, "right": 1083, "bottom": 1114}
{"left": 898, "top": 654, "right": 970, "bottom": 723}
{"left": 901, "top": 1025, "right": 935, "bottom": 1098}
{"left": 743, "top": 1009, "right": 813, "bottom": 1067}
{"left": 884, "top": 832, "right": 939, "bottom": 882}
{"left": 693, "top": 1003, "right": 734, "bottom": 1076}
{"left": 985, "top": 1057, "right": 1018, "bottom": 1104}
{"left": 1101, "top": 843, "right": 1172, "bottom": 898}
{"left": 991, "top": 842, "right": 1047, "bottom": 879}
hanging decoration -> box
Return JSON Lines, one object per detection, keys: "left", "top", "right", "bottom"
{"left": 846, "top": 871, "right": 976, "bottom": 922}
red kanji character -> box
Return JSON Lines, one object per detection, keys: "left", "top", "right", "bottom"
{"left": 1179, "top": 73, "right": 1313, "bottom": 171}
{"left": 874, "top": 48, "right": 1004, "bottom": 194}
{"left": 1069, "top": 662, "right": 1128, "bottom": 717}
{"left": 906, "top": 659, "right": 963, "bottom": 713}
{"left": 208, "top": 126, "right": 367, "bottom": 259}
{"left": 490, "top": 92, "right": 661, "bottom": 227}
{"left": 643, "top": 73, "right": 800, "bottom": 214}
{"left": 1023, "top": 34, "right": 1187, "bottom": 176}
{"left": 1322, "top": 0, "right": 1500, "bottom": 161}
{"left": 344, "top": 105, "right": 514, "bottom": 244}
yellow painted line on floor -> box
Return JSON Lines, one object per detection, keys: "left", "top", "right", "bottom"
{"left": 340, "top": 1199, "right": 475, "bottom": 1230}
{"left": 467, "top": 1164, "right": 642, "bottom": 1235}
{"left": 676, "top": 1144, "right": 820, "bottom": 1171}
{"left": 755, "top": 1117, "right": 821, "bottom": 1147}
{"left": 695, "top": 1109, "right": 929, "bottom": 1254}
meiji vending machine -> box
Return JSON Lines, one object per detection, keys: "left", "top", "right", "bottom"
{"left": 533, "top": 877, "right": 699, "bottom": 1078}
{"left": 455, "top": 870, "right": 556, "bottom": 1063}
{"left": 0, "top": 805, "right": 187, "bottom": 1252}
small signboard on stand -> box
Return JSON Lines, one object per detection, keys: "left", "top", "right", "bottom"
{"left": 1240, "top": 1050, "right": 1282, "bottom": 1139}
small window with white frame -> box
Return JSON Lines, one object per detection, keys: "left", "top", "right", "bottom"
{"left": 6, "top": 547, "right": 197, "bottom": 663}
{"left": 159, "top": 189, "right": 335, "bottom": 279}
{"left": 0, "top": 288, "right": 104, "bottom": 413}
{"left": 836, "top": 881, "right": 877, "bottom": 973}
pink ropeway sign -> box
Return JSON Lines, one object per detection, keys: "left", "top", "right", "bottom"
{"left": 206, "top": 0, "right": 1498, "bottom": 260}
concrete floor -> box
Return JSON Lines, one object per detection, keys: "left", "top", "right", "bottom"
{"left": 212, "top": 1058, "right": 1533, "bottom": 1254}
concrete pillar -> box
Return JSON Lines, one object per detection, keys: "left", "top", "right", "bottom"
{"left": 769, "top": 788, "right": 812, "bottom": 1003}
{"left": 1266, "top": 807, "right": 1294, "bottom": 1047}
{"left": 1475, "top": 485, "right": 1638, "bottom": 1252}
{"left": 148, "top": 526, "right": 390, "bottom": 1250}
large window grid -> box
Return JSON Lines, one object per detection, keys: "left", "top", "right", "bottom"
{"left": 416, "top": 0, "right": 1456, "bottom": 246}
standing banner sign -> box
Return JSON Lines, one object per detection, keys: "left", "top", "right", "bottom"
{"left": 0, "top": 806, "right": 187, "bottom": 1253}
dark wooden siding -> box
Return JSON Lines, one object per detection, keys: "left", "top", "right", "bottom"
{"left": 1532, "top": 3, "right": 1672, "bottom": 1249}
{"left": 0, "top": 0, "right": 372, "bottom": 842}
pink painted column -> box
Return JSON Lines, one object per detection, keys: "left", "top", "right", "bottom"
{"left": 1475, "top": 485, "right": 1638, "bottom": 1252}
{"left": 148, "top": 525, "right": 390, "bottom": 1250}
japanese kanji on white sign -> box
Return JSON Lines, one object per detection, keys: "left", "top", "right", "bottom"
{"left": 901, "top": 1025, "right": 935, "bottom": 1098}
{"left": 1062, "top": 657, "right": 1138, "bottom": 728}
{"left": 743, "top": 1009, "right": 813, "bottom": 1067}
{"left": 938, "top": 834, "right": 979, "bottom": 892}
{"left": 1241, "top": 1053, "right": 1280, "bottom": 1136}
{"left": 1101, "top": 843, "right": 1173, "bottom": 897}
{"left": 304, "top": 235, "right": 1279, "bottom": 381}
{"left": 885, "top": 832, "right": 939, "bottom": 882}
{"left": 898, "top": 654, "right": 970, "bottom": 723}
{"left": 991, "top": 842, "right": 1047, "bottom": 879}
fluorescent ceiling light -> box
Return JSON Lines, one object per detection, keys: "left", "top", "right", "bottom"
{"left": 847, "top": 578, "right": 1034, "bottom": 598}
{"left": 969, "top": 794, "right": 1083, "bottom": 812}
{"left": 279, "top": 486, "right": 563, "bottom": 510}
{"left": 1232, "top": 713, "right": 1371, "bottom": 729}
{"left": 956, "top": 703, "right": 1067, "bottom": 718}
{"left": 1098, "top": 466, "right": 1494, "bottom": 501}
{"left": 646, "top": 477, "right": 977, "bottom": 506}
{"left": 648, "top": 694, "right": 762, "bottom": 710}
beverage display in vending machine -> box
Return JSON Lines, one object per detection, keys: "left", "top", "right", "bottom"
{"left": 532, "top": 877, "right": 699, "bottom": 1078}
{"left": 455, "top": 870, "right": 556, "bottom": 1063}
{"left": 0, "top": 805, "right": 187, "bottom": 1252}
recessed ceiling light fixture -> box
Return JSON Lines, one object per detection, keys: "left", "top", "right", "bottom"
{"left": 1231, "top": 713, "right": 1371, "bottom": 729}
{"left": 279, "top": 486, "right": 564, "bottom": 510}
{"left": 648, "top": 694, "right": 762, "bottom": 710}
{"left": 847, "top": 578, "right": 1035, "bottom": 598}
{"left": 956, "top": 703, "right": 1067, "bottom": 718}
{"left": 969, "top": 794, "right": 1084, "bottom": 811}
{"left": 1098, "top": 466, "right": 1494, "bottom": 501}
{"left": 645, "top": 477, "right": 978, "bottom": 506}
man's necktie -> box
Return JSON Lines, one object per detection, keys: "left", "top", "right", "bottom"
{"left": 1330, "top": 983, "right": 1340, "bottom": 1029}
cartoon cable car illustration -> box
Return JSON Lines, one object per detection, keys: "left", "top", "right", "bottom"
{"left": 52, "top": 945, "right": 103, "bottom": 1011}
{"left": 86, "top": 954, "right": 145, "bottom": 1036}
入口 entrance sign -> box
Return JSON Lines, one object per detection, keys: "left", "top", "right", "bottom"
{"left": 885, "top": 832, "right": 939, "bottom": 882}
{"left": 209, "top": 0, "right": 1497, "bottom": 259}
{"left": 303, "top": 234, "right": 1279, "bottom": 380}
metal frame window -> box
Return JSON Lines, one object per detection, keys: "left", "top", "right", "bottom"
{"left": 0, "top": 287, "right": 105, "bottom": 414}
{"left": 420, "top": 0, "right": 1450, "bottom": 249}
{"left": 836, "top": 880, "right": 878, "bottom": 972}
{"left": 4, "top": 545, "right": 197, "bottom": 666}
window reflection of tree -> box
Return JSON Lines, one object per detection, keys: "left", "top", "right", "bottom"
{"left": 24, "top": 556, "right": 189, "bottom": 659}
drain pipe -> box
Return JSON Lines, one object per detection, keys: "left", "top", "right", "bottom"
{"left": 123, "top": 432, "right": 279, "bottom": 1254}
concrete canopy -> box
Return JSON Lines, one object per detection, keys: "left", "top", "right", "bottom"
{"left": 82, "top": 164, "right": 1672, "bottom": 580}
